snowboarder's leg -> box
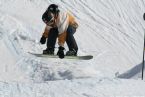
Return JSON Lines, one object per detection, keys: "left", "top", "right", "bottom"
{"left": 43, "top": 27, "right": 58, "bottom": 54}
{"left": 66, "top": 25, "right": 78, "bottom": 56}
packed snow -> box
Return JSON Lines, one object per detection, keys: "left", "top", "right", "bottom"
{"left": 0, "top": 0, "right": 145, "bottom": 97}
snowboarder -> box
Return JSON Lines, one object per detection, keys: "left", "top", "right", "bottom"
{"left": 40, "top": 4, "right": 78, "bottom": 59}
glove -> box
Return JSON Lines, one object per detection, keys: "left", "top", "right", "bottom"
{"left": 143, "top": 13, "right": 145, "bottom": 20}
{"left": 40, "top": 36, "right": 46, "bottom": 44}
{"left": 57, "top": 46, "right": 65, "bottom": 59}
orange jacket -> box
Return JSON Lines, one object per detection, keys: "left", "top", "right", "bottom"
{"left": 42, "top": 11, "right": 78, "bottom": 47}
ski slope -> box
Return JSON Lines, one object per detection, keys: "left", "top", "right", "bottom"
{"left": 0, "top": 0, "right": 145, "bottom": 96}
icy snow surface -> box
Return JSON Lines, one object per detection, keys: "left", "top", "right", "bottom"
{"left": 0, "top": 0, "right": 145, "bottom": 97}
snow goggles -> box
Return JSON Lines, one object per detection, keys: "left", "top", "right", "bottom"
{"left": 42, "top": 11, "right": 55, "bottom": 26}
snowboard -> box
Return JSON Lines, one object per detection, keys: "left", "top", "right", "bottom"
{"left": 28, "top": 52, "right": 93, "bottom": 60}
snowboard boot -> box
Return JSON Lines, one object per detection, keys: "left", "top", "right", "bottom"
{"left": 66, "top": 49, "right": 77, "bottom": 56}
{"left": 43, "top": 48, "right": 54, "bottom": 55}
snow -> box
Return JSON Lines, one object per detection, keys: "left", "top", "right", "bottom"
{"left": 0, "top": 0, "right": 145, "bottom": 97}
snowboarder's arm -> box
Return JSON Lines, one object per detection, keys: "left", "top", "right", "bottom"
{"left": 42, "top": 26, "right": 51, "bottom": 38}
{"left": 58, "top": 32, "right": 67, "bottom": 47}
{"left": 56, "top": 12, "right": 68, "bottom": 47}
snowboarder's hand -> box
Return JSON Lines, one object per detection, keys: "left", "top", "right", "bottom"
{"left": 57, "top": 46, "right": 65, "bottom": 59}
{"left": 40, "top": 36, "right": 46, "bottom": 44}
{"left": 143, "top": 13, "right": 145, "bottom": 20}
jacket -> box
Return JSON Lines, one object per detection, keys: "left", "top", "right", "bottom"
{"left": 42, "top": 11, "right": 78, "bottom": 47}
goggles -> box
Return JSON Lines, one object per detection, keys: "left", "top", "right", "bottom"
{"left": 42, "top": 11, "right": 55, "bottom": 26}
{"left": 42, "top": 16, "right": 54, "bottom": 26}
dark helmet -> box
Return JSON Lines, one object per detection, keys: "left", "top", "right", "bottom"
{"left": 42, "top": 11, "right": 54, "bottom": 25}
{"left": 47, "top": 4, "right": 59, "bottom": 14}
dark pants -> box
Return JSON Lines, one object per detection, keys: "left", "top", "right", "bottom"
{"left": 47, "top": 27, "right": 58, "bottom": 50}
{"left": 46, "top": 26, "right": 78, "bottom": 52}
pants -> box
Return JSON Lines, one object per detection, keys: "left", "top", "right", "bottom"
{"left": 46, "top": 26, "right": 78, "bottom": 52}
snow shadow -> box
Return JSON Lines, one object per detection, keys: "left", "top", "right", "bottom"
{"left": 117, "top": 62, "right": 144, "bottom": 79}
{"left": 58, "top": 70, "right": 74, "bottom": 80}
{"left": 31, "top": 66, "right": 84, "bottom": 82}
{"left": 32, "top": 68, "right": 89, "bottom": 82}
{"left": 19, "top": 58, "right": 92, "bottom": 82}
{"left": 38, "top": 69, "right": 74, "bottom": 81}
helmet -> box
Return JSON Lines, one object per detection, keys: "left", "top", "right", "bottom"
{"left": 42, "top": 11, "right": 54, "bottom": 25}
{"left": 47, "top": 4, "right": 59, "bottom": 14}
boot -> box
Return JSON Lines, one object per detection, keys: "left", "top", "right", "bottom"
{"left": 43, "top": 48, "right": 54, "bottom": 55}
{"left": 66, "top": 49, "right": 77, "bottom": 56}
